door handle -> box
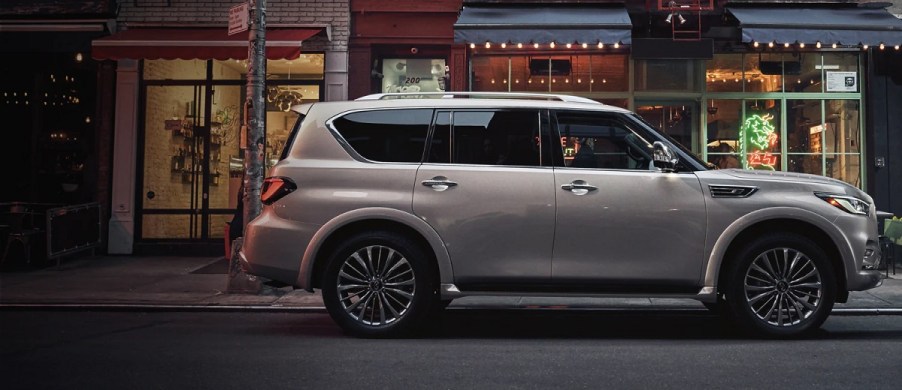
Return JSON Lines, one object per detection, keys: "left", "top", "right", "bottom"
{"left": 561, "top": 180, "right": 597, "bottom": 196}
{"left": 422, "top": 177, "right": 458, "bottom": 192}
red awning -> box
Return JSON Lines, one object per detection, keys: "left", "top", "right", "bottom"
{"left": 91, "top": 28, "right": 323, "bottom": 60}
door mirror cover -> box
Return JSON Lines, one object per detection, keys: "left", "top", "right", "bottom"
{"left": 652, "top": 141, "right": 679, "bottom": 172}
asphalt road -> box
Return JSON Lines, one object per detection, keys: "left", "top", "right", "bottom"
{"left": 2, "top": 309, "right": 901, "bottom": 389}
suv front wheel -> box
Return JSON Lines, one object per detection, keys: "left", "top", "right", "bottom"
{"left": 724, "top": 233, "right": 837, "bottom": 337}
{"left": 321, "top": 231, "right": 437, "bottom": 337}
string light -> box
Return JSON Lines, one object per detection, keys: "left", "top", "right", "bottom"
{"left": 832, "top": 43, "right": 838, "bottom": 49}
{"left": 896, "top": 45, "right": 900, "bottom": 50}
{"left": 469, "top": 43, "right": 475, "bottom": 49}
{"left": 816, "top": 42, "right": 821, "bottom": 48}
{"left": 614, "top": 42, "right": 620, "bottom": 49}
{"left": 501, "top": 42, "right": 506, "bottom": 49}
{"left": 768, "top": 41, "right": 774, "bottom": 48}
{"left": 784, "top": 42, "right": 790, "bottom": 48}
{"left": 863, "top": 44, "right": 869, "bottom": 50}
{"left": 598, "top": 42, "right": 603, "bottom": 49}
{"left": 517, "top": 43, "right": 523, "bottom": 49}
{"left": 880, "top": 43, "right": 885, "bottom": 50}
{"left": 799, "top": 42, "right": 805, "bottom": 48}
{"left": 566, "top": 43, "right": 572, "bottom": 49}
{"left": 534, "top": 43, "right": 539, "bottom": 49}
{"left": 582, "top": 43, "right": 588, "bottom": 49}
{"left": 550, "top": 42, "right": 556, "bottom": 49}
{"left": 753, "top": 41, "right": 759, "bottom": 48}
{"left": 485, "top": 42, "right": 491, "bottom": 49}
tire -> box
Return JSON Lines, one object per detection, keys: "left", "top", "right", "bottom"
{"left": 724, "top": 233, "right": 837, "bottom": 338}
{"left": 321, "top": 231, "right": 438, "bottom": 338}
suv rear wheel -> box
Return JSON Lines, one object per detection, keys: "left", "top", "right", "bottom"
{"left": 724, "top": 233, "right": 836, "bottom": 337}
{"left": 321, "top": 231, "right": 437, "bottom": 337}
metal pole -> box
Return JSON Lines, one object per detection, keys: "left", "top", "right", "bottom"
{"left": 243, "top": 0, "right": 266, "bottom": 227}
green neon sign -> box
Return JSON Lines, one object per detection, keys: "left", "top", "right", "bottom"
{"left": 739, "top": 113, "right": 778, "bottom": 170}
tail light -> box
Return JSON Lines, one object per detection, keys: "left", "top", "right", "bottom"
{"left": 261, "top": 176, "right": 297, "bottom": 205}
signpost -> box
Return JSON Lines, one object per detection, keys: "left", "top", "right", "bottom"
{"left": 228, "top": 0, "right": 265, "bottom": 293}
{"left": 228, "top": 3, "right": 249, "bottom": 36}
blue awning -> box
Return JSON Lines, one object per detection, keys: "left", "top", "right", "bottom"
{"left": 453, "top": 6, "right": 632, "bottom": 45}
{"left": 728, "top": 7, "right": 902, "bottom": 46}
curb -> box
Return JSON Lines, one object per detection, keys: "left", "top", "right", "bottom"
{"left": 3, "top": 303, "right": 902, "bottom": 315}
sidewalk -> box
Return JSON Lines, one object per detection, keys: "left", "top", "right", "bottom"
{"left": 1, "top": 255, "right": 901, "bottom": 311}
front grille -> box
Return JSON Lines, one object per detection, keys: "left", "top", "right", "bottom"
{"left": 709, "top": 185, "right": 758, "bottom": 198}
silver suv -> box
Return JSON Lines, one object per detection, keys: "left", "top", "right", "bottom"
{"left": 240, "top": 92, "right": 884, "bottom": 337}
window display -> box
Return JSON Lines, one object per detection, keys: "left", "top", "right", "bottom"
{"left": 381, "top": 59, "right": 446, "bottom": 93}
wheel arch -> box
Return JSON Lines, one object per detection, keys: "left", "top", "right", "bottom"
{"left": 705, "top": 208, "right": 853, "bottom": 302}
{"left": 297, "top": 208, "right": 453, "bottom": 291}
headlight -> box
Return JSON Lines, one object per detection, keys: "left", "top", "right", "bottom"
{"left": 815, "top": 192, "right": 870, "bottom": 215}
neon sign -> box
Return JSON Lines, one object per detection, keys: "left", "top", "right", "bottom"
{"left": 739, "top": 114, "right": 778, "bottom": 170}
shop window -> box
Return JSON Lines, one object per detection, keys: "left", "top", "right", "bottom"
{"left": 823, "top": 53, "right": 860, "bottom": 93}
{"left": 144, "top": 60, "right": 208, "bottom": 80}
{"left": 785, "top": 53, "right": 823, "bottom": 93}
{"left": 470, "top": 56, "right": 507, "bottom": 92}
{"left": 634, "top": 60, "right": 699, "bottom": 92}
{"left": 706, "top": 99, "right": 742, "bottom": 168}
{"left": 266, "top": 55, "right": 325, "bottom": 81}
{"left": 740, "top": 100, "right": 781, "bottom": 171}
{"left": 825, "top": 100, "right": 860, "bottom": 154}
{"left": 382, "top": 58, "right": 446, "bottom": 93}
{"left": 787, "top": 99, "right": 822, "bottom": 154}
{"left": 474, "top": 54, "right": 629, "bottom": 94}
{"left": 827, "top": 154, "right": 861, "bottom": 186}
{"left": 706, "top": 54, "right": 743, "bottom": 92}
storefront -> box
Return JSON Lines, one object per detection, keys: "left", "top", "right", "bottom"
{"left": 348, "top": 0, "right": 465, "bottom": 98}
{"left": 454, "top": 2, "right": 902, "bottom": 203}
{"left": 92, "top": 27, "right": 334, "bottom": 254}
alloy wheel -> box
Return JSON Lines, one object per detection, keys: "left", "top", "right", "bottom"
{"left": 336, "top": 245, "right": 416, "bottom": 326}
{"left": 744, "top": 247, "right": 823, "bottom": 327}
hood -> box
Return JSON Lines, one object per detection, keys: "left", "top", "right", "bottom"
{"left": 717, "top": 169, "right": 872, "bottom": 203}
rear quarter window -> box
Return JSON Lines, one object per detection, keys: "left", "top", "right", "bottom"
{"left": 331, "top": 109, "right": 433, "bottom": 163}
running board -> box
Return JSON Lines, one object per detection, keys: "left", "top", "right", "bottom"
{"left": 440, "top": 284, "right": 718, "bottom": 303}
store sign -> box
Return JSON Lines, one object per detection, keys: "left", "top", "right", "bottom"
{"left": 826, "top": 71, "right": 857, "bottom": 92}
{"left": 740, "top": 114, "right": 778, "bottom": 170}
{"left": 228, "top": 3, "right": 249, "bottom": 36}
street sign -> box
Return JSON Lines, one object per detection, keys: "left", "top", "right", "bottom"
{"left": 228, "top": 3, "right": 249, "bottom": 36}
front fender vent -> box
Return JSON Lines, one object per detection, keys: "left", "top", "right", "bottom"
{"left": 709, "top": 185, "right": 758, "bottom": 198}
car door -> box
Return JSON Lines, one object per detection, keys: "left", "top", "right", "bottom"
{"left": 412, "top": 109, "right": 555, "bottom": 287}
{"left": 551, "top": 110, "right": 707, "bottom": 292}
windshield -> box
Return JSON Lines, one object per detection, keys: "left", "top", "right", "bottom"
{"left": 628, "top": 113, "right": 710, "bottom": 171}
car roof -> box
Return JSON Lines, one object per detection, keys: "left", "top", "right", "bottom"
{"left": 291, "top": 95, "right": 632, "bottom": 115}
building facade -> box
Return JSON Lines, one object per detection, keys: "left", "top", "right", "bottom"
{"left": 438, "top": 0, "right": 901, "bottom": 217}
{"left": 3, "top": 0, "right": 899, "bottom": 258}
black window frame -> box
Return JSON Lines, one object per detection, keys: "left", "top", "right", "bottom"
{"left": 329, "top": 108, "right": 435, "bottom": 164}
{"left": 425, "top": 108, "right": 554, "bottom": 168}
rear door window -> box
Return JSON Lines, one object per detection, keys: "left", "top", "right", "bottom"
{"left": 331, "top": 109, "right": 433, "bottom": 163}
{"left": 428, "top": 110, "right": 545, "bottom": 167}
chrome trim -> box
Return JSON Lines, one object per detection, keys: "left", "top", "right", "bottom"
{"left": 357, "top": 92, "right": 602, "bottom": 104}
{"left": 708, "top": 184, "right": 759, "bottom": 198}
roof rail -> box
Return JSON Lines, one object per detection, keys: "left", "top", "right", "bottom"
{"left": 355, "top": 92, "right": 602, "bottom": 105}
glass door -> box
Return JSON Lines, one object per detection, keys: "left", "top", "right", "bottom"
{"left": 635, "top": 100, "right": 700, "bottom": 154}
{"left": 141, "top": 84, "right": 211, "bottom": 239}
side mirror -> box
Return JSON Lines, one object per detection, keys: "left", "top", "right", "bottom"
{"left": 652, "top": 141, "right": 679, "bottom": 173}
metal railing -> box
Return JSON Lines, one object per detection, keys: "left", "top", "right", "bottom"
{"left": 46, "top": 202, "right": 102, "bottom": 266}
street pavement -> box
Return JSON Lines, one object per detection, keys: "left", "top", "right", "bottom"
{"left": 1, "top": 255, "right": 901, "bottom": 311}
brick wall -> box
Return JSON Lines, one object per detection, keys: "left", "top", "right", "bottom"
{"left": 117, "top": 0, "right": 349, "bottom": 52}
